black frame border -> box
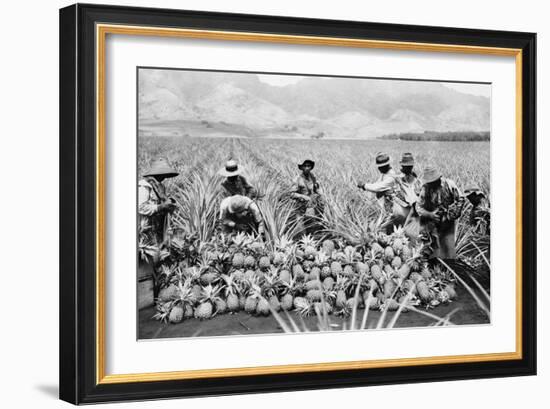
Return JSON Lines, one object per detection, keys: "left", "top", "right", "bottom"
{"left": 59, "top": 3, "right": 536, "bottom": 404}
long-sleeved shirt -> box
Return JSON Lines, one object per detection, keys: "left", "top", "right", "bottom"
{"left": 360, "top": 169, "right": 407, "bottom": 211}
{"left": 417, "top": 178, "right": 462, "bottom": 219}
{"left": 138, "top": 177, "right": 169, "bottom": 244}
{"left": 397, "top": 172, "right": 423, "bottom": 207}
{"left": 221, "top": 175, "right": 257, "bottom": 198}
{"left": 219, "top": 196, "right": 264, "bottom": 234}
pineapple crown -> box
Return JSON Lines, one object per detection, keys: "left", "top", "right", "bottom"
{"left": 199, "top": 284, "right": 223, "bottom": 304}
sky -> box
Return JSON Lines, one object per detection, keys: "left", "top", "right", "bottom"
{"left": 257, "top": 74, "right": 491, "bottom": 98}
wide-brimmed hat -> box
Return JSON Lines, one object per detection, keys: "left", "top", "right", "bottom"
{"left": 375, "top": 152, "right": 391, "bottom": 168}
{"left": 298, "top": 159, "right": 315, "bottom": 170}
{"left": 227, "top": 195, "right": 251, "bottom": 214}
{"left": 218, "top": 160, "right": 243, "bottom": 177}
{"left": 399, "top": 152, "right": 415, "bottom": 166}
{"left": 464, "top": 186, "right": 485, "bottom": 198}
{"left": 422, "top": 166, "right": 441, "bottom": 184}
{"left": 143, "top": 158, "right": 179, "bottom": 178}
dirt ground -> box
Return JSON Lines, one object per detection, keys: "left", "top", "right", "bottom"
{"left": 138, "top": 286, "right": 489, "bottom": 340}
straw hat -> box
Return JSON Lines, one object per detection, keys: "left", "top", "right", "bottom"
{"left": 464, "top": 186, "right": 485, "bottom": 198}
{"left": 143, "top": 158, "right": 179, "bottom": 178}
{"left": 399, "top": 152, "right": 415, "bottom": 166}
{"left": 375, "top": 152, "right": 391, "bottom": 168}
{"left": 227, "top": 195, "right": 251, "bottom": 214}
{"left": 298, "top": 159, "right": 315, "bottom": 170}
{"left": 421, "top": 166, "right": 441, "bottom": 184}
{"left": 218, "top": 160, "right": 244, "bottom": 177}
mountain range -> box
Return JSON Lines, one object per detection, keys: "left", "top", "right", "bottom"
{"left": 138, "top": 69, "right": 490, "bottom": 139}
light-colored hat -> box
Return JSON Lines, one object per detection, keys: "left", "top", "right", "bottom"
{"left": 228, "top": 195, "right": 252, "bottom": 214}
{"left": 218, "top": 160, "right": 243, "bottom": 177}
{"left": 399, "top": 152, "right": 415, "bottom": 166}
{"left": 143, "top": 158, "right": 179, "bottom": 178}
{"left": 375, "top": 152, "right": 391, "bottom": 168}
{"left": 422, "top": 166, "right": 441, "bottom": 184}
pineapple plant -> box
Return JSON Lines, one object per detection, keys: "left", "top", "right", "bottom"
{"left": 256, "top": 298, "right": 270, "bottom": 316}
{"left": 300, "top": 235, "right": 318, "bottom": 259}
{"left": 384, "top": 246, "right": 395, "bottom": 261}
{"left": 380, "top": 298, "right": 399, "bottom": 312}
{"left": 292, "top": 263, "right": 305, "bottom": 280}
{"left": 321, "top": 265, "right": 332, "bottom": 279}
{"left": 309, "top": 266, "right": 321, "bottom": 281}
{"left": 384, "top": 279, "right": 397, "bottom": 299}
{"left": 281, "top": 293, "right": 294, "bottom": 311}
{"left": 305, "top": 279, "right": 323, "bottom": 291}
{"left": 391, "top": 256, "right": 402, "bottom": 270}
{"left": 194, "top": 284, "right": 223, "bottom": 320}
{"left": 244, "top": 269, "right": 256, "bottom": 281}
{"left": 231, "top": 269, "right": 245, "bottom": 282}
{"left": 258, "top": 255, "right": 271, "bottom": 269}
{"left": 244, "top": 255, "right": 256, "bottom": 269}
{"left": 323, "top": 276, "right": 335, "bottom": 290}
{"left": 232, "top": 252, "right": 245, "bottom": 269}
{"left": 392, "top": 237, "right": 404, "bottom": 254}
{"left": 342, "top": 265, "right": 354, "bottom": 277}
{"left": 158, "top": 284, "right": 179, "bottom": 302}
{"left": 416, "top": 281, "right": 433, "bottom": 303}
{"left": 222, "top": 274, "right": 241, "bottom": 312}
{"left": 272, "top": 252, "right": 284, "bottom": 266}
{"left": 444, "top": 284, "right": 457, "bottom": 299}
{"left": 371, "top": 242, "right": 384, "bottom": 256}
{"left": 306, "top": 289, "right": 323, "bottom": 302}
{"left": 355, "top": 261, "right": 369, "bottom": 275}
{"left": 314, "top": 301, "right": 333, "bottom": 315}
{"left": 279, "top": 269, "right": 291, "bottom": 284}
{"left": 322, "top": 239, "right": 335, "bottom": 254}
{"left": 397, "top": 264, "right": 411, "bottom": 281}
{"left": 370, "top": 264, "right": 385, "bottom": 284}
{"left": 330, "top": 261, "right": 343, "bottom": 276}
{"left": 268, "top": 295, "right": 281, "bottom": 312}
{"left": 215, "top": 298, "right": 228, "bottom": 314}
{"left": 293, "top": 297, "right": 313, "bottom": 316}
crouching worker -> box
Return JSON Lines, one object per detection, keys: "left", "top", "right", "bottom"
{"left": 219, "top": 195, "right": 265, "bottom": 238}
{"left": 464, "top": 186, "right": 490, "bottom": 235}
{"left": 138, "top": 158, "right": 179, "bottom": 305}
{"left": 416, "top": 166, "right": 464, "bottom": 260}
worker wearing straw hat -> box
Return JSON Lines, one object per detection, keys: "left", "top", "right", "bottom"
{"left": 464, "top": 185, "right": 490, "bottom": 235}
{"left": 218, "top": 195, "right": 265, "bottom": 237}
{"left": 357, "top": 152, "right": 408, "bottom": 233}
{"left": 289, "top": 159, "right": 324, "bottom": 235}
{"left": 218, "top": 159, "right": 258, "bottom": 199}
{"left": 138, "top": 157, "right": 179, "bottom": 302}
{"left": 416, "top": 165, "right": 464, "bottom": 259}
{"left": 395, "top": 153, "right": 424, "bottom": 242}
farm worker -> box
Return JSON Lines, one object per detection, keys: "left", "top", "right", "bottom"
{"left": 138, "top": 157, "right": 179, "bottom": 246}
{"left": 416, "top": 166, "right": 465, "bottom": 259}
{"left": 138, "top": 157, "right": 179, "bottom": 299}
{"left": 357, "top": 152, "right": 408, "bottom": 233}
{"left": 397, "top": 153, "right": 423, "bottom": 242}
{"left": 290, "top": 159, "right": 324, "bottom": 235}
{"left": 219, "top": 195, "right": 265, "bottom": 237}
{"left": 464, "top": 186, "right": 490, "bottom": 235}
{"left": 218, "top": 159, "right": 258, "bottom": 199}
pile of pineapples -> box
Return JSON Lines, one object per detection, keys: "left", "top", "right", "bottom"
{"left": 154, "top": 230, "right": 458, "bottom": 325}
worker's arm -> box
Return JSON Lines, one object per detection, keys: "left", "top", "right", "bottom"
{"left": 138, "top": 185, "right": 159, "bottom": 216}
{"left": 289, "top": 177, "right": 311, "bottom": 202}
{"left": 250, "top": 202, "right": 265, "bottom": 235}
{"left": 360, "top": 176, "right": 395, "bottom": 193}
{"left": 416, "top": 187, "right": 440, "bottom": 222}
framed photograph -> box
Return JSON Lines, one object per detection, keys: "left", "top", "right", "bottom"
{"left": 59, "top": 3, "right": 536, "bottom": 404}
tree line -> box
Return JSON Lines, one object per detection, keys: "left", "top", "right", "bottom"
{"left": 379, "top": 131, "right": 490, "bottom": 142}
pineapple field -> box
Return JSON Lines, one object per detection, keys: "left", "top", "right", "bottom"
{"left": 138, "top": 136, "right": 490, "bottom": 339}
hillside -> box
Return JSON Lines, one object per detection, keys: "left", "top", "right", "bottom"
{"left": 138, "top": 69, "right": 490, "bottom": 139}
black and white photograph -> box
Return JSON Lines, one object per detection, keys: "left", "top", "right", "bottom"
{"left": 137, "top": 68, "right": 491, "bottom": 339}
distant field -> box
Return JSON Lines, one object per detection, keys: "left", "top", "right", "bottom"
{"left": 139, "top": 136, "right": 490, "bottom": 196}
